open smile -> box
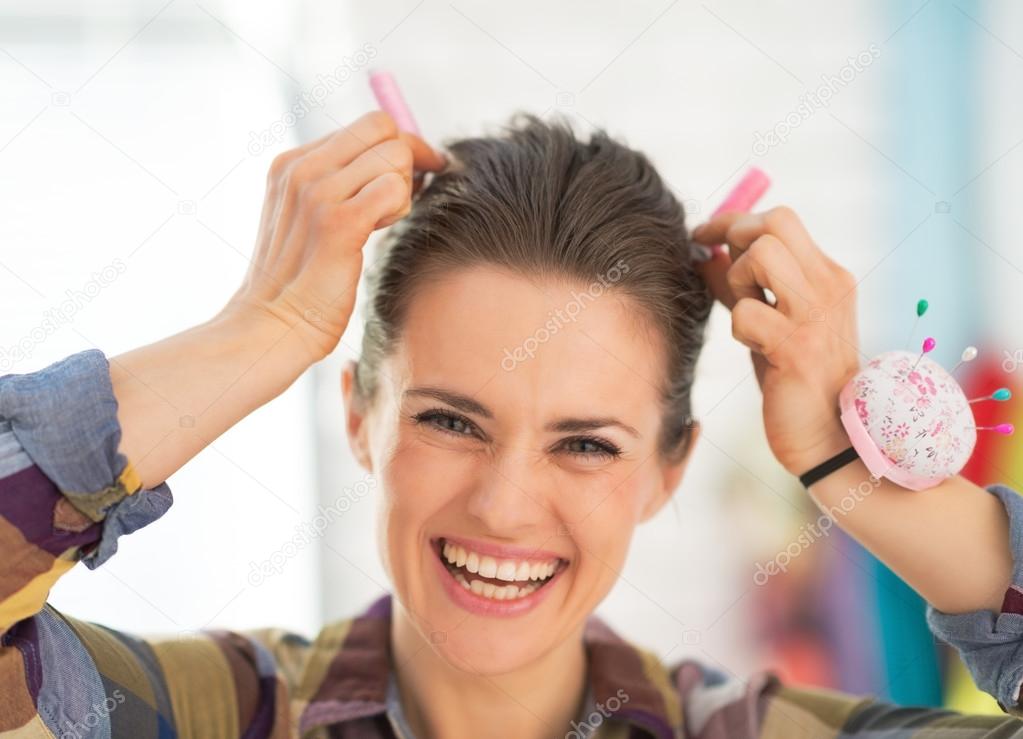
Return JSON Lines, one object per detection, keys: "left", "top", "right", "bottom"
{"left": 431, "top": 536, "right": 569, "bottom": 615}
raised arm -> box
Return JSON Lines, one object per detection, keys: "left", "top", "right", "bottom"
{"left": 0, "top": 111, "right": 445, "bottom": 737}
{"left": 113, "top": 111, "right": 445, "bottom": 489}
{"left": 692, "top": 207, "right": 1021, "bottom": 713}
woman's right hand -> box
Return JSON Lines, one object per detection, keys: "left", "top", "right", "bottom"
{"left": 221, "top": 110, "right": 447, "bottom": 365}
{"left": 111, "top": 112, "right": 445, "bottom": 487}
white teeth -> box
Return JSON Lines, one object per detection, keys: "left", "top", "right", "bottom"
{"left": 440, "top": 540, "right": 562, "bottom": 586}
{"left": 496, "top": 561, "right": 518, "bottom": 582}
{"left": 458, "top": 578, "right": 540, "bottom": 601}
{"left": 478, "top": 556, "right": 498, "bottom": 579}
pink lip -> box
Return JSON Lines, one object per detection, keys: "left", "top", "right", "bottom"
{"left": 431, "top": 541, "right": 567, "bottom": 617}
{"left": 437, "top": 535, "right": 565, "bottom": 563}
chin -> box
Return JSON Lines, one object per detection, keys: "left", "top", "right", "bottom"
{"left": 394, "top": 533, "right": 583, "bottom": 674}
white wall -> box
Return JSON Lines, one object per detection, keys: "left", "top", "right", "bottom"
{"left": 0, "top": 2, "right": 319, "bottom": 637}
{"left": 11, "top": 0, "right": 1011, "bottom": 687}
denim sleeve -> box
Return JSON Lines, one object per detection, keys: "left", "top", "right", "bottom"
{"left": 927, "top": 483, "right": 1023, "bottom": 716}
{"left": 0, "top": 348, "right": 172, "bottom": 569}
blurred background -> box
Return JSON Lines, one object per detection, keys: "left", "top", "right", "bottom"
{"left": 2, "top": 0, "right": 1021, "bottom": 712}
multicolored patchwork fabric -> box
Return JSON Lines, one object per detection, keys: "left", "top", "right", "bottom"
{"left": 4, "top": 349, "right": 1023, "bottom": 738}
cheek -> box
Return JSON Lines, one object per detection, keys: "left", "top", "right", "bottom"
{"left": 567, "top": 474, "right": 656, "bottom": 576}
{"left": 373, "top": 432, "right": 478, "bottom": 577}
{"left": 383, "top": 431, "right": 481, "bottom": 510}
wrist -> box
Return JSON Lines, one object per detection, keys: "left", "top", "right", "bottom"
{"left": 217, "top": 293, "right": 345, "bottom": 367}
{"left": 784, "top": 420, "right": 853, "bottom": 479}
{"left": 204, "top": 308, "right": 316, "bottom": 394}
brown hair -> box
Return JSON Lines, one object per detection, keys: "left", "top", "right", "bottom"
{"left": 354, "top": 113, "right": 712, "bottom": 462}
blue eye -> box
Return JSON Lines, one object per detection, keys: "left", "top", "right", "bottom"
{"left": 411, "top": 409, "right": 623, "bottom": 461}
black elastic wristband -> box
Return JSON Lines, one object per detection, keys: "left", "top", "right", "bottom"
{"left": 798, "top": 446, "right": 860, "bottom": 488}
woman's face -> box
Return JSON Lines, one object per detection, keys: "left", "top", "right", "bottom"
{"left": 342, "top": 265, "right": 697, "bottom": 675}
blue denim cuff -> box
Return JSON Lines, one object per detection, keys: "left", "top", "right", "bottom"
{"left": 0, "top": 349, "right": 172, "bottom": 567}
{"left": 927, "top": 483, "right": 1023, "bottom": 715}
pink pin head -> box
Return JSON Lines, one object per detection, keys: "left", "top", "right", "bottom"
{"left": 921, "top": 337, "right": 936, "bottom": 354}
{"left": 994, "top": 423, "right": 1015, "bottom": 435}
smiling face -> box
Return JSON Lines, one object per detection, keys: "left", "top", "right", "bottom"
{"left": 342, "top": 265, "right": 698, "bottom": 675}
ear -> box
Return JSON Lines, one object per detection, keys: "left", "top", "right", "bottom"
{"left": 341, "top": 360, "right": 373, "bottom": 473}
{"left": 639, "top": 421, "right": 700, "bottom": 523}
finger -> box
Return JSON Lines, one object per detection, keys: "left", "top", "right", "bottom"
{"left": 287, "top": 111, "right": 404, "bottom": 185}
{"left": 314, "top": 139, "right": 414, "bottom": 205}
{"left": 726, "top": 235, "right": 812, "bottom": 316}
{"left": 694, "top": 207, "right": 819, "bottom": 265}
{"left": 353, "top": 171, "right": 412, "bottom": 232}
{"left": 265, "top": 130, "right": 335, "bottom": 180}
{"left": 295, "top": 171, "right": 409, "bottom": 297}
{"left": 266, "top": 111, "right": 395, "bottom": 184}
{"left": 731, "top": 297, "right": 795, "bottom": 367}
{"left": 268, "top": 113, "right": 445, "bottom": 186}
{"left": 690, "top": 211, "right": 747, "bottom": 246}
{"left": 695, "top": 247, "right": 740, "bottom": 310}
{"left": 399, "top": 131, "right": 448, "bottom": 172}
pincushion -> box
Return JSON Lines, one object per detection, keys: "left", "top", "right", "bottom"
{"left": 839, "top": 350, "right": 976, "bottom": 490}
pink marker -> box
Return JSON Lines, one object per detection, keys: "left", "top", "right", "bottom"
{"left": 712, "top": 167, "right": 770, "bottom": 217}
{"left": 692, "top": 166, "right": 771, "bottom": 261}
{"left": 368, "top": 70, "right": 420, "bottom": 135}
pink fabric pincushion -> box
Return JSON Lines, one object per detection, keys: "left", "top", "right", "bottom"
{"left": 838, "top": 350, "right": 976, "bottom": 490}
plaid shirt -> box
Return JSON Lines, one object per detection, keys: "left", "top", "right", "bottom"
{"left": 3, "top": 349, "right": 1023, "bottom": 738}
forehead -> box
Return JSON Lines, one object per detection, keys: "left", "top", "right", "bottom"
{"left": 388, "top": 266, "right": 666, "bottom": 421}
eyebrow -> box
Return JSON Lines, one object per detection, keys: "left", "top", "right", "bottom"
{"left": 404, "top": 386, "right": 641, "bottom": 438}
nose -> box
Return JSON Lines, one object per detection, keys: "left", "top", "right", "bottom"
{"left": 465, "top": 446, "right": 553, "bottom": 535}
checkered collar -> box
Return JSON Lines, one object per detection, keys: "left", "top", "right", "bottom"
{"left": 298, "top": 594, "right": 682, "bottom": 738}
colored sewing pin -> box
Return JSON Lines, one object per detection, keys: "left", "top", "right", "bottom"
{"left": 910, "top": 337, "right": 936, "bottom": 371}
{"left": 968, "top": 387, "right": 1012, "bottom": 404}
{"left": 967, "top": 423, "right": 1015, "bottom": 435}
{"left": 949, "top": 344, "right": 977, "bottom": 375}
{"left": 904, "top": 298, "right": 929, "bottom": 350}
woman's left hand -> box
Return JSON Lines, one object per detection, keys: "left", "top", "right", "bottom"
{"left": 691, "top": 206, "right": 862, "bottom": 478}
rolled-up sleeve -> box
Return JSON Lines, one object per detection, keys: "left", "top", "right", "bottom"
{"left": 927, "top": 483, "right": 1023, "bottom": 716}
{"left": 0, "top": 349, "right": 172, "bottom": 633}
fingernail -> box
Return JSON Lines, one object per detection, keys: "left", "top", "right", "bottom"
{"left": 690, "top": 243, "right": 713, "bottom": 263}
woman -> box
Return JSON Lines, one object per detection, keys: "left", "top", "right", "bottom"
{"left": 1, "top": 110, "right": 1021, "bottom": 738}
